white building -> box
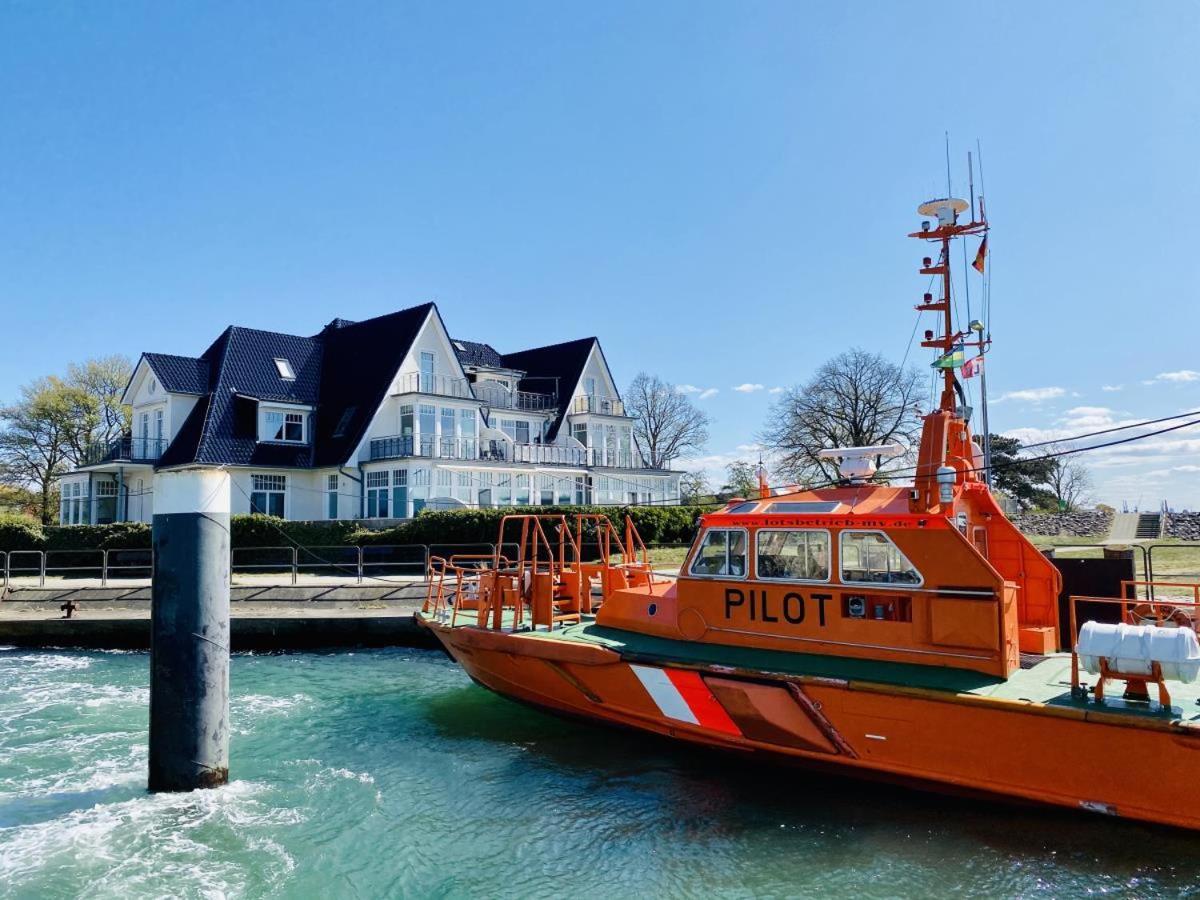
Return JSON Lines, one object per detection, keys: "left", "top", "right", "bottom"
{"left": 59, "top": 302, "right": 680, "bottom": 524}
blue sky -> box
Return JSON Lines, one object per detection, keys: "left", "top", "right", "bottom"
{"left": 1, "top": 3, "right": 1197, "bottom": 507}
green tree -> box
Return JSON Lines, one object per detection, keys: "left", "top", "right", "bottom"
{"left": 721, "top": 461, "right": 760, "bottom": 499}
{"left": 988, "top": 434, "right": 1056, "bottom": 511}
{"left": 0, "top": 378, "right": 78, "bottom": 523}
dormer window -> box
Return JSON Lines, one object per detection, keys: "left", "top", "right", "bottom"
{"left": 148, "top": 377, "right": 157, "bottom": 394}
{"left": 264, "top": 409, "right": 305, "bottom": 443}
{"left": 274, "top": 358, "right": 296, "bottom": 381}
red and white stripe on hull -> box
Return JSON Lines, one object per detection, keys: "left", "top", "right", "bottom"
{"left": 630, "top": 664, "right": 742, "bottom": 736}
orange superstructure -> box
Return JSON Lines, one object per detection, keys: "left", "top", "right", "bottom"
{"left": 418, "top": 193, "right": 1200, "bottom": 831}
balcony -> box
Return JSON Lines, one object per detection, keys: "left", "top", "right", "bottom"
{"left": 571, "top": 395, "right": 626, "bottom": 416}
{"left": 585, "top": 448, "right": 645, "bottom": 469}
{"left": 471, "top": 381, "right": 558, "bottom": 412}
{"left": 370, "top": 435, "right": 479, "bottom": 462}
{"left": 392, "top": 372, "right": 475, "bottom": 399}
{"left": 497, "top": 443, "right": 587, "bottom": 466}
{"left": 83, "top": 435, "right": 168, "bottom": 466}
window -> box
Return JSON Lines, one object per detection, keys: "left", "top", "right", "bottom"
{"left": 274, "top": 358, "right": 296, "bottom": 380}
{"left": 756, "top": 530, "right": 831, "bottom": 582}
{"left": 420, "top": 351, "right": 435, "bottom": 392}
{"left": 419, "top": 405, "right": 436, "bottom": 455}
{"left": 367, "top": 471, "right": 390, "bottom": 518}
{"left": 327, "top": 474, "right": 338, "bottom": 519}
{"left": 441, "top": 407, "right": 457, "bottom": 456}
{"left": 265, "top": 410, "right": 305, "bottom": 443}
{"left": 585, "top": 377, "right": 596, "bottom": 396}
{"left": 556, "top": 476, "right": 572, "bottom": 506}
{"left": 573, "top": 423, "right": 588, "bottom": 446}
{"left": 436, "top": 468, "right": 453, "bottom": 497}
{"left": 515, "top": 474, "right": 530, "bottom": 505}
{"left": 250, "top": 474, "right": 286, "bottom": 518}
{"left": 455, "top": 471, "right": 472, "bottom": 503}
{"left": 689, "top": 529, "right": 747, "bottom": 578}
{"left": 575, "top": 476, "right": 588, "bottom": 506}
{"left": 767, "top": 501, "right": 842, "bottom": 514}
{"left": 392, "top": 469, "right": 408, "bottom": 518}
{"left": 840, "top": 531, "right": 923, "bottom": 586}
{"left": 148, "top": 377, "right": 157, "bottom": 394}
{"left": 154, "top": 409, "right": 164, "bottom": 452}
{"left": 332, "top": 407, "right": 356, "bottom": 438}
{"left": 460, "top": 409, "right": 476, "bottom": 457}
{"left": 453, "top": 341, "right": 466, "bottom": 352}
{"left": 539, "top": 474, "right": 554, "bottom": 506}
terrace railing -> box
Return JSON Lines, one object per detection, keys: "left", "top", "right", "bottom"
{"left": 370, "top": 435, "right": 479, "bottom": 461}
{"left": 571, "top": 395, "right": 626, "bottom": 416}
{"left": 391, "top": 372, "right": 475, "bottom": 399}
{"left": 472, "top": 381, "right": 557, "bottom": 412}
{"left": 83, "top": 436, "right": 168, "bottom": 466}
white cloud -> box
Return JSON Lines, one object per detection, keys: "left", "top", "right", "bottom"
{"left": 1101, "top": 384, "right": 1123, "bottom": 392}
{"left": 768, "top": 386, "right": 784, "bottom": 394}
{"left": 676, "top": 384, "right": 701, "bottom": 394}
{"left": 698, "top": 388, "right": 719, "bottom": 400}
{"left": 994, "top": 386, "right": 1066, "bottom": 404}
{"left": 1154, "top": 370, "right": 1200, "bottom": 383}
{"left": 733, "top": 383, "right": 765, "bottom": 393}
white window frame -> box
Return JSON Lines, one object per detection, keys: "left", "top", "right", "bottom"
{"left": 274, "top": 358, "right": 296, "bottom": 380}
{"left": 687, "top": 527, "right": 749, "bottom": 581}
{"left": 260, "top": 406, "right": 308, "bottom": 444}
{"left": 754, "top": 528, "right": 833, "bottom": 584}
{"left": 250, "top": 473, "right": 287, "bottom": 518}
{"left": 838, "top": 529, "right": 924, "bottom": 588}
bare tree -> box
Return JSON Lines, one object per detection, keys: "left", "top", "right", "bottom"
{"left": 67, "top": 356, "right": 134, "bottom": 454}
{"left": 626, "top": 373, "right": 711, "bottom": 469}
{"left": 1043, "top": 446, "right": 1093, "bottom": 511}
{"left": 761, "top": 348, "right": 923, "bottom": 484}
{"left": 679, "top": 470, "right": 712, "bottom": 504}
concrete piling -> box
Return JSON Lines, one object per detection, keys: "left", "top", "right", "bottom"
{"left": 148, "top": 468, "right": 231, "bottom": 792}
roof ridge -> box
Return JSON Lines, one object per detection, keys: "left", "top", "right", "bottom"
{"left": 504, "top": 335, "right": 597, "bottom": 357}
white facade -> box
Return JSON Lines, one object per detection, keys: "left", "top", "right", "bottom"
{"left": 60, "top": 306, "right": 681, "bottom": 524}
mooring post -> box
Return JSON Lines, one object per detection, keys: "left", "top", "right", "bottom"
{"left": 148, "top": 467, "right": 231, "bottom": 792}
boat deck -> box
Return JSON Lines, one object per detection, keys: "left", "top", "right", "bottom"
{"left": 432, "top": 612, "right": 1200, "bottom": 724}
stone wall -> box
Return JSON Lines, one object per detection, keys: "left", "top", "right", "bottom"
{"left": 1009, "top": 509, "right": 1113, "bottom": 538}
{"left": 1165, "top": 512, "right": 1200, "bottom": 541}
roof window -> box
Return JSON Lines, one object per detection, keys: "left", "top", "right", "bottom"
{"left": 274, "top": 358, "right": 296, "bottom": 380}
{"left": 333, "top": 406, "right": 357, "bottom": 438}
{"left": 453, "top": 341, "right": 467, "bottom": 351}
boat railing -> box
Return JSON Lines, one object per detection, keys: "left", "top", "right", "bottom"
{"left": 1067, "top": 583, "right": 1200, "bottom": 706}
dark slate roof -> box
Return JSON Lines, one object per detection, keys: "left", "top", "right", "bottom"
{"left": 501, "top": 337, "right": 598, "bottom": 440}
{"left": 452, "top": 338, "right": 505, "bottom": 369}
{"left": 143, "top": 353, "right": 210, "bottom": 395}
{"left": 311, "top": 303, "right": 436, "bottom": 467}
{"left": 156, "top": 394, "right": 210, "bottom": 468}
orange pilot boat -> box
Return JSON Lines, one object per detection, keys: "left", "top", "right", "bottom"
{"left": 418, "top": 195, "right": 1200, "bottom": 830}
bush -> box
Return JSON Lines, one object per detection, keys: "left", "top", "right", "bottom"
{"left": 44, "top": 521, "right": 152, "bottom": 551}
{"left": 229, "top": 514, "right": 370, "bottom": 549}
{"left": 360, "top": 505, "right": 714, "bottom": 548}
{"left": 0, "top": 514, "right": 45, "bottom": 552}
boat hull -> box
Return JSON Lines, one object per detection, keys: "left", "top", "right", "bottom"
{"left": 423, "top": 619, "right": 1200, "bottom": 831}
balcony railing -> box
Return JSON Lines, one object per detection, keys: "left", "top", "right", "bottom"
{"left": 370, "top": 435, "right": 479, "bottom": 462}
{"left": 501, "top": 443, "right": 587, "bottom": 466}
{"left": 82, "top": 436, "right": 167, "bottom": 466}
{"left": 392, "top": 373, "right": 475, "bottom": 399}
{"left": 571, "top": 395, "right": 626, "bottom": 416}
{"left": 472, "top": 381, "right": 558, "bottom": 412}
{"left": 585, "top": 448, "right": 646, "bottom": 469}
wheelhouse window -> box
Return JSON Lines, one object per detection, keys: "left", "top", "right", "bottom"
{"left": 689, "top": 529, "right": 747, "bottom": 578}
{"left": 840, "top": 531, "right": 922, "bottom": 586}
{"left": 756, "top": 529, "right": 830, "bottom": 581}
{"left": 250, "top": 474, "right": 286, "bottom": 518}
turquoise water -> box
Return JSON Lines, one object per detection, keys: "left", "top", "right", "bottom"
{"left": 2, "top": 647, "right": 1199, "bottom": 899}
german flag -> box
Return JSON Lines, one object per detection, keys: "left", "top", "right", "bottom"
{"left": 972, "top": 235, "right": 988, "bottom": 274}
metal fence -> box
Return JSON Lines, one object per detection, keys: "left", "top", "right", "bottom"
{"left": 1, "top": 542, "right": 688, "bottom": 588}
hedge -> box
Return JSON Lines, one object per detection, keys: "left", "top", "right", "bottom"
{"left": 1, "top": 506, "right": 715, "bottom": 554}
{"left": 360, "top": 505, "right": 713, "bottom": 547}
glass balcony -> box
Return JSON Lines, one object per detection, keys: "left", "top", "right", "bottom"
{"left": 472, "top": 381, "right": 558, "bottom": 411}
{"left": 392, "top": 372, "right": 475, "bottom": 399}
{"left": 370, "top": 435, "right": 479, "bottom": 462}
{"left": 571, "top": 395, "right": 626, "bottom": 416}
{"left": 82, "top": 435, "right": 167, "bottom": 466}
